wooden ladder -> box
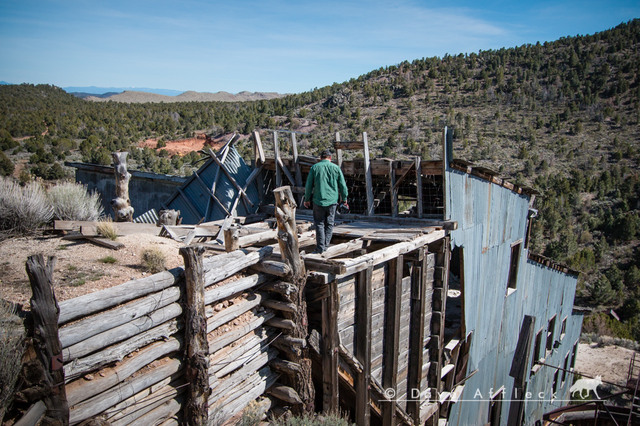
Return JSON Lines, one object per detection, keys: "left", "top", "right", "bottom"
{"left": 627, "top": 351, "right": 640, "bottom": 426}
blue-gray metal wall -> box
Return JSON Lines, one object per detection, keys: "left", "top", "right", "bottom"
{"left": 444, "top": 167, "right": 583, "bottom": 426}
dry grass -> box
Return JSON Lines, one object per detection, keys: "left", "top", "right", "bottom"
{"left": 96, "top": 219, "right": 118, "bottom": 241}
{"left": 47, "top": 181, "right": 103, "bottom": 221}
{"left": 0, "top": 177, "right": 53, "bottom": 238}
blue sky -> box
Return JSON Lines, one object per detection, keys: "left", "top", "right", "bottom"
{"left": 0, "top": 0, "right": 638, "bottom": 94}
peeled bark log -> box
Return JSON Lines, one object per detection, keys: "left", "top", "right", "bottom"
{"left": 111, "top": 152, "right": 133, "bottom": 222}
{"left": 273, "top": 186, "right": 314, "bottom": 414}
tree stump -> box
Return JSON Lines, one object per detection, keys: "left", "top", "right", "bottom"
{"left": 25, "top": 254, "right": 69, "bottom": 425}
{"left": 111, "top": 152, "right": 133, "bottom": 222}
{"left": 273, "top": 186, "right": 315, "bottom": 414}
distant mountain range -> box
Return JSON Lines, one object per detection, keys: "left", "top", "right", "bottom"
{"left": 81, "top": 90, "right": 285, "bottom": 103}
{"left": 63, "top": 86, "right": 185, "bottom": 96}
{"left": 0, "top": 82, "right": 284, "bottom": 102}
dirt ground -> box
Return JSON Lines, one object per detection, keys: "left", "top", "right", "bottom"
{"left": 0, "top": 233, "right": 184, "bottom": 308}
{"left": 575, "top": 342, "right": 636, "bottom": 386}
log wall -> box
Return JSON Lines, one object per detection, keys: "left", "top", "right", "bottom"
{"left": 11, "top": 248, "right": 286, "bottom": 426}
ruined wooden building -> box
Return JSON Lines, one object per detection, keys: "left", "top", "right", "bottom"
{"left": 8, "top": 128, "right": 584, "bottom": 426}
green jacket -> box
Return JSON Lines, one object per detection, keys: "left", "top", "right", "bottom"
{"left": 304, "top": 159, "right": 348, "bottom": 207}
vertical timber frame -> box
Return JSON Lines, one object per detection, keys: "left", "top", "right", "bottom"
{"left": 382, "top": 256, "right": 403, "bottom": 425}
{"left": 407, "top": 247, "right": 428, "bottom": 424}
{"left": 180, "top": 245, "right": 210, "bottom": 425}
{"left": 273, "top": 186, "right": 315, "bottom": 413}
{"left": 363, "top": 132, "right": 374, "bottom": 216}
{"left": 415, "top": 156, "right": 423, "bottom": 219}
{"left": 356, "top": 265, "right": 373, "bottom": 425}
{"left": 274, "top": 131, "right": 282, "bottom": 188}
{"left": 322, "top": 279, "right": 339, "bottom": 412}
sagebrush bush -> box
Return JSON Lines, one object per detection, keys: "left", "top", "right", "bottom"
{"left": 0, "top": 177, "right": 53, "bottom": 236}
{"left": 47, "top": 181, "right": 103, "bottom": 221}
{"left": 141, "top": 247, "right": 167, "bottom": 273}
{"left": 0, "top": 300, "right": 25, "bottom": 421}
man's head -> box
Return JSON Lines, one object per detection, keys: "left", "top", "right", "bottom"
{"left": 320, "top": 149, "right": 332, "bottom": 159}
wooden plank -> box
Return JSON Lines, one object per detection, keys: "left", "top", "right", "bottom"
{"left": 57, "top": 221, "right": 160, "bottom": 236}
{"left": 291, "top": 133, "right": 303, "bottom": 186}
{"left": 322, "top": 279, "right": 339, "bottom": 412}
{"left": 85, "top": 236, "right": 125, "bottom": 250}
{"left": 382, "top": 256, "right": 403, "bottom": 426}
{"left": 363, "top": 132, "right": 374, "bottom": 216}
{"left": 390, "top": 161, "right": 398, "bottom": 217}
{"left": 408, "top": 248, "right": 427, "bottom": 424}
{"left": 415, "top": 156, "right": 423, "bottom": 218}
{"left": 356, "top": 265, "right": 373, "bottom": 426}
{"left": 334, "top": 141, "right": 365, "bottom": 150}
{"left": 335, "top": 132, "right": 343, "bottom": 168}
{"left": 253, "top": 131, "right": 265, "bottom": 164}
{"left": 273, "top": 131, "right": 282, "bottom": 188}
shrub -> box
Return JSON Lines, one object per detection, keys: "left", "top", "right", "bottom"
{"left": 141, "top": 248, "right": 167, "bottom": 273}
{"left": 0, "top": 300, "right": 25, "bottom": 421}
{"left": 99, "top": 256, "right": 117, "bottom": 264}
{"left": 96, "top": 220, "right": 118, "bottom": 241}
{"left": 47, "top": 181, "right": 103, "bottom": 221}
{"left": 0, "top": 152, "right": 14, "bottom": 177}
{"left": 0, "top": 177, "right": 53, "bottom": 236}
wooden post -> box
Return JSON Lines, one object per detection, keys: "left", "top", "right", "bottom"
{"left": 335, "top": 132, "right": 343, "bottom": 168}
{"left": 390, "top": 160, "right": 398, "bottom": 217}
{"left": 111, "top": 152, "right": 133, "bottom": 222}
{"left": 382, "top": 257, "right": 403, "bottom": 426}
{"left": 356, "top": 265, "right": 373, "bottom": 425}
{"left": 363, "top": 132, "right": 374, "bottom": 216}
{"left": 273, "top": 186, "right": 314, "bottom": 414}
{"left": 274, "top": 131, "right": 282, "bottom": 188}
{"left": 415, "top": 156, "right": 423, "bottom": 219}
{"left": 179, "top": 246, "right": 210, "bottom": 425}
{"left": 253, "top": 130, "right": 266, "bottom": 165}
{"left": 408, "top": 248, "right": 427, "bottom": 423}
{"left": 321, "top": 280, "right": 339, "bottom": 412}
{"left": 25, "top": 254, "right": 69, "bottom": 425}
{"left": 292, "top": 133, "right": 304, "bottom": 206}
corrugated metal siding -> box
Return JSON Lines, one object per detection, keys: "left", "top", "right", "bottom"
{"left": 444, "top": 167, "right": 582, "bottom": 426}
{"left": 163, "top": 146, "right": 261, "bottom": 224}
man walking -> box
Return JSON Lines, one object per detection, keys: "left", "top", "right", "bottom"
{"left": 304, "top": 149, "right": 348, "bottom": 254}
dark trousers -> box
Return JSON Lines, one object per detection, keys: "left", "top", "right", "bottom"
{"left": 312, "top": 203, "right": 337, "bottom": 253}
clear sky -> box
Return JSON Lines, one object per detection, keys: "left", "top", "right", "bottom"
{"left": 1, "top": 0, "right": 638, "bottom": 94}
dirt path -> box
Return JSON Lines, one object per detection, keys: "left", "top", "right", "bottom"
{"left": 575, "top": 342, "right": 636, "bottom": 386}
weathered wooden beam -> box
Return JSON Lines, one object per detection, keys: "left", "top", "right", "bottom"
{"left": 204, "top": 273, "right": 268, "bottom": 306}
{"left": 269, "top": 385, "right": 303, "bottom": 405}
{"left": 407, "top": 248, "right": 427, "bottom": 423}
{"left": 253, "top": 131, "right": 266, "bottom": 165}
{"left": 415, "top": 156, "right": 423, "bottom": 219}
{"left": 251, "top": 260, "right": 292, "bottom": 277}
{"left": 274, "top": 185, "right": 315, "bottom": 414}
{"left": 267, "top": 317, "right": 296, "bottom": 330}
{"left": 25, "top": 254, "right": 69, "bottom": 425}
{"left": 274, "top": 131, "right": 282, "bottom": 188}
{"left": 207, "top": 293, "right": 263, "bottom": 333}
{"left": 322, "top": 279, "right": 339, "bottom": 412}
{"left": 335, "top": 132, "right": 343, "bottom": 168}
{"left": 390, "top": 160, "right": 398, "bottom": 217}
{"left": 58, "top": 267, "right": 183, "bottom": 324}
{"left": 270, "top": 358, "right": 304, "bottom": 376}
{"left": 65, "top": 338, "right": 180, "bottom": 407}
{"left": 363, "top": 132, "right": 374, "bottom": 216}
{"left": 382, "top": 256, "right": 403, "bottom": 426}
{"left": 356, "top": 265, "right": 373, "bottom": 426}
{"left": 262, "top": 298, "right": 297, "bottom": 313}
{"left": 179, "top": 245, "right": 210, "bottom": 426}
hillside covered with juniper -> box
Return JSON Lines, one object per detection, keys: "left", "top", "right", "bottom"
{"left": 1, "top": 19, "right": 639, "bottom": 339}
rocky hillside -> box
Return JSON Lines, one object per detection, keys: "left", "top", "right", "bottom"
{"left": 0, "top": 19, "right": 639, "bottom": 339}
